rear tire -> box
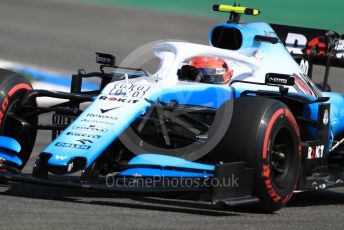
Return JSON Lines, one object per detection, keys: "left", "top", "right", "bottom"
{"left": 0, "top": 68, "right": 38, "bottom": 169}
{"left": 207, "top": 97, "right": 301, "bottom": 212}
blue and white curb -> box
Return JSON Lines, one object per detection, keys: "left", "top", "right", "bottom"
{"left": 14, "top": 66, "right": 98, "bottom": 91}
{"left": 0, "top": 59, "right": 98, "bottom": 105}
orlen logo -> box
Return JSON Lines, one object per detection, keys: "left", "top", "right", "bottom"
{"left": 269, "top": 77, "right": 288, "bottom": 84}
{"left": 96, "top": 56, "right": 111, "bottom": 64}
{"left": 285, "top": 33, "right": 344, "bottom": 58}
{"left": 55, "top": 142, "right": 91, "bottom": 150}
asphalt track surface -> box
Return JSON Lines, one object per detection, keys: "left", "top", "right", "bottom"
{"left": 1, "top": 0, "right": 344, "bottom": 229}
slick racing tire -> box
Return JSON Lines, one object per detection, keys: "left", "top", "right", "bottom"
{"left": 207, "top": 97, "right": 301, "bottom": 212}
{"left": 0, "top": 68, "right": 37, "bottom": 169}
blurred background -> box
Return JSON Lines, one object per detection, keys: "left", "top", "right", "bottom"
{"left": 0, "top": 0, "right": 342, "bottom": 92}
{"left": 1, "top": 1, "right": 344, "bottom": 229}
{"left": 84, "top": 0, "right": 343, "bottom": 31}
{"left": 0, "top": 0, "right": 342, "bottom": 74}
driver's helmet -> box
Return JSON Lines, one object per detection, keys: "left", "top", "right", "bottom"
{"left": 190, "top": 56, "right": 233, "bottom": 84}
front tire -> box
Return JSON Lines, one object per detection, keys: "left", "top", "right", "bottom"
{"left": 0, "top": 68, "right": 38, "bottom": 169}
{"left": 207, "top": 97, "right": 301, "bottom": 212}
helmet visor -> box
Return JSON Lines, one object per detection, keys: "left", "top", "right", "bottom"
{"left": 198, "top": 67, "right": 226, "bottom": 84}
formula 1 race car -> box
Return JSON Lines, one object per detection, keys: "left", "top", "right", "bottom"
{"left": 1, "top": 4, "right": 344, "bottom": 213}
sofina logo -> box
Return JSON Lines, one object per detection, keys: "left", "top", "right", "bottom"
{"left": 73, "top": 125, "right": 108, "bottom": 133}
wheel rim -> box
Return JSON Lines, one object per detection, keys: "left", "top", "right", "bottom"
{"left": 270, "top": 127, "right": 294, "bottom": 187}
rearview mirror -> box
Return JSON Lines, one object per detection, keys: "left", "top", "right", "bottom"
{"left": 265, "top": 73, "right": 295, "bottom": 86}
{"left": 96, "top": 52, "right": 116, "bottom": 66}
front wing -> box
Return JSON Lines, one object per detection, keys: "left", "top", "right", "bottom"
{"left": 0, "top": 154, "right": 258, "bottom": 207}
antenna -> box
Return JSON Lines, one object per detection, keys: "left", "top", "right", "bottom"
{"left": 228, "top": 2, "right": 241, "bottom": 23}
{"left": 213, "top": 3, "right": 260, "bottom": 24}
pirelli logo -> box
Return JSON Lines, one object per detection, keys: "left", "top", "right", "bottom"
{"left": 66, "top": 132, "right": 101, "bottom": 139}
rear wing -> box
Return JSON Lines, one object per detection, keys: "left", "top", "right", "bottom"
{"left": 271, "top": 24, "right": 344, "bottom": 89}
{"left": 271, "top": 24, "right": 344, "bottom": 67}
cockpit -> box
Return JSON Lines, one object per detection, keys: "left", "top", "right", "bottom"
{"left": 177, "top": 56, "right": 234, "bottom": 84}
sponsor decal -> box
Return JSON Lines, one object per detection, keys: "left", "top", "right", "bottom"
{"left": 99, "top": 96, "right": 139, "bottom": 104}
{"left": 96, "top": 52, "right": 115, "bottom": 66}
{"left": 285, "top": 33, "right": 308, "bottom": 55}
{"left": 215, "top": 68, "right": 226, "bottom": 74}
{"left": 77, "top": 139, "right": 93, "bottom": 145}
{"left": 323, "top": 109, "right": 329, "bottom": 125}
{"left": 86, "top": 113, "right": 117, "bottom": 120}
{"left": 66, "top": 132, "right": 101, "bottom": 139}
{"left": 307, "top": 145, "right": 325, "bottom": 159}
{"left": 80, "top": 119, "right": 114, "bottom": 125}
{"left": 284, "top": 32, "right": 344, "bottom": 58}
{"left": 100, "top": 107, "right": 120, "bottom": 114}
{"left": 337, "top": 39, "right": 344, "bottom": 58}
{"left": 268, "top": 77, "right": 287, "bottom": 84}
{"left": 55, "top": 155, "right": 68, "bottom": 160}
{"left": 73, "top": 125, "right": 108, "bottom": 133}
{"left": 306, "top": 36, "right": 327, "bottom": 55}
{"left": 273, "top": 78, "right": 287, "bottom": 84}
{"left": 299, "top": 59, "right": 309, "bottom": 75}
{"left": 265, "top": 73, "right": 295, "bottom": 86}
{"left": 262, "top": 164, "right": 281, "bottom": 203}
{"left": 109, "top": 83, "right": 150, "bottom": 98}
{"left": 55, "top": 142, "right": 91, "bottom": 150}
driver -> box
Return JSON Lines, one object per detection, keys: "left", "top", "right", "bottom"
{"left": 178, "top": 56, "right": 233, "bottom": 84}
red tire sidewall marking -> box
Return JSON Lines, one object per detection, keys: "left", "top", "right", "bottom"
{"left": 261, "top": 108, "right": 301, "bottom": 204}
{"left": 8, "top": 83, "right": 32, "bottom": 97}
{"left": 0, "top": 83, "right": 32, "bottom": 127}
